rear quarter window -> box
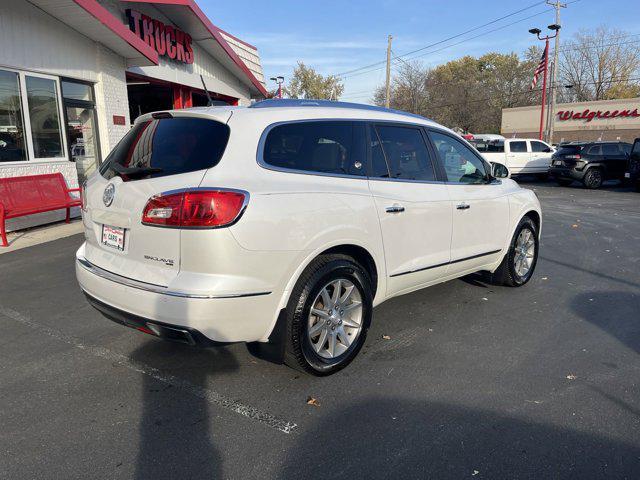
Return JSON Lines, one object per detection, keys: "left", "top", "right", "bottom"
{"left": 100, "top": 117, "right": 230, "bottom": 181}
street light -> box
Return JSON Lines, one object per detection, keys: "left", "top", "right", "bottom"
{"left": 270, "top": 76, "right": 285, "bottom": 99}
{"left": 529, "top": 24, "right": 561, "bottom": 140}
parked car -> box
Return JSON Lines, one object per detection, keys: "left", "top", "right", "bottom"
{"left": 76, "top": 99, "right": 542, "bottom": 375}
{"left": 549, "top": 141, "right": 632, "bottom": 189}
{"left": 627, "top": 138, "right": 640, "bottom": 192}
{"left": 474, "top": 137, "right": 554, "bottom": 177}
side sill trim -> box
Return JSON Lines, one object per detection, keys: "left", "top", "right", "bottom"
{"left": 76, "top": 255, "right": 271, "bottom": 299}
{"left": 390, "top": 249, "right": 502, "bottom": 278}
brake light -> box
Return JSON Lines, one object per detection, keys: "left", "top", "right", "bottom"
{"left": 142, "top": 189, "right": 247, "bottom": 228}
{"left": 565, "top": 154, "right": 581, "bottom": 159}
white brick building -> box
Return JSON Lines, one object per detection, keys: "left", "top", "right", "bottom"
{"left": 0, "top": 0, "right": 266, "bottom": 232}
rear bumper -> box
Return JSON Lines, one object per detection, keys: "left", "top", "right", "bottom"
{"left": 549, "top": 167, "right": 583, "bottom": 181}
{"left": 84, "top": 292, "right": 225, "bottom": 347}
{"left": 76, "top": 248, "right": 281, "bottom": 343}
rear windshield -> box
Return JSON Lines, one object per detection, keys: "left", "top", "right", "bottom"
{"left": 472, "top": 140, "right": 504, "bottom": 153}
{"left": 556, "top": 145, "right": 584, "bottom": 155}
{"left": 100, "top": 117, "right": 230, "bottom": 181}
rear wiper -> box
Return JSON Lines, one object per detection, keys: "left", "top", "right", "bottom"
{"left": 111, "top": 163, "right": 163, "bottom": 177}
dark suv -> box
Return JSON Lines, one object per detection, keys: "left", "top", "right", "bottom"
{"left": 628, "top": 138, "right": 640, "bottom": 192}
{"left": 549, "top": 141, "right": 631, "bottom": 189}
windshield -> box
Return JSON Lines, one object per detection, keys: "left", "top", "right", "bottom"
{"left": 100, "top": 117, "right": 230, "bottom": 181}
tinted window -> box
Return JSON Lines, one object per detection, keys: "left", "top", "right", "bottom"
{"left": 557, "top": 145, "right": 583, "bottom": 156}
{"left": 263, "top": 121, "right": 365, "bottom": 176}
{"left": 101, "top": 117, "right": 229, "bottom": 181}
{"left": 510, "top": 141, "right": 527, "bottom": 153}
{"left": 587, "top": 144, "right": 602, "bottom": 156}
{"left": 471, "top": 140, "right": 504, "bottom": 153}
{"left": 373, "top": 125, "right": 435, "bottom": 181}
{"left": 430, "top": 131, "right": 488, "bottom": 184}
{"left": 631, "top": 141, "right": 640, "bottom": 158}
{"left": 602, "top": 143, "right": 618, "bottom": 156}
{"left": 620, "top": 143, "right": 631, "bottom": 155}
{"left": 530, "top": 141, "right": 549, "bottom": 152}
{"left": 369, "top": 126, "right": 390, "bottom": 178}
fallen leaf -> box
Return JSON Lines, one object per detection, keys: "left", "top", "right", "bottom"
{"left": 306, "top": 396, "right": 320, "bottom": 407}
{"left": 482, "top": 297, "right": 488, "bottom": 301}
{"left": 472, "top": 470, "right": 480, "bottom": 476}
{"left": 571, "top": 224, "right": 579, "bottom": 228}
{"left": 382, "top": 335, "right": 391, "bottom": 340}
{"left": 541, "top": 277, "right": 548, "bottom": 280}
{"left": 566, "top": 374, "right": 577, "bottom": 380}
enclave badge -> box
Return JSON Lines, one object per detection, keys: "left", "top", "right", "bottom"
{"left": 103, "top": 184, "right": 115, "bottom": 207}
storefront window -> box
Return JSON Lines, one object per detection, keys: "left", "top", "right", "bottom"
{"left": 25, "top": 76, "right": 64, "bottom": 158}
{"left": 62, "top": 81, "right": 93, "bottom": 102}
{"left": 0, "top": 69, "right": 27, "bottom": 162}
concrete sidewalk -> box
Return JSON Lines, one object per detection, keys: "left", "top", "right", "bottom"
{"left": 0, "top": 220, "right": 83, "bottom": 254}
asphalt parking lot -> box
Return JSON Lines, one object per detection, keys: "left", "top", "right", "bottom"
{"left": 1, "top": 180, "right": 639, "bottom": 479}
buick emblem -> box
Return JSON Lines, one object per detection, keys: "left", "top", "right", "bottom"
{"left": 103, "top": 184, "right": 115, "bottom": 207}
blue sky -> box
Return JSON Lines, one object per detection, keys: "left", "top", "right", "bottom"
{"left": 202, "top": 0, "right": 640, "bottom": 103}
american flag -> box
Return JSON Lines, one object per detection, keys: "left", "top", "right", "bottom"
{"left": 530, "top": 44, "right": 548, "bottom": 89}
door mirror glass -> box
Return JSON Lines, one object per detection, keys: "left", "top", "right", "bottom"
{"left": 543, "top": 147, "right": 552, "bottom": 153}
{"left": 491, "top": 162, "right": 509, "bottom": 178}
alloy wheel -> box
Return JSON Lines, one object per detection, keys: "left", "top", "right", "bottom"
{"left": 513, "top": 228, "right": 536, "bottom": 279}
{"left": 307, "top": 279, "right": 363, "bottom": 359}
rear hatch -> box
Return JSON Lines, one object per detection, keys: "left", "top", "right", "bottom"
{"left": 82, "top": 110, "right": 231, "bottom": 287}
{"left": 552, "top": 144, "right": 584, "bottom": 167}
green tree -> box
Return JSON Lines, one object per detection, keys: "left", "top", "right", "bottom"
{"left": 285, "top": 62, "right": 344, "bottom": 100}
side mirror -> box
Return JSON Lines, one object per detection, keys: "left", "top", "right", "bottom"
{"left": 491, "top": 162, "right": 510, "bottom": 178}
{"left": 543, "top": 147, "right": 552, "bottom": 153}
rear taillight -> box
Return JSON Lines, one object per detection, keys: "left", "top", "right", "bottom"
{"left": 142, "top": 189, "right": 247, "bottom": 228}
{"left": 565, "top": 154, "right": 581, "bottom": 159}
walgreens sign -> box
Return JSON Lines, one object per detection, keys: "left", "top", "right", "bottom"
{"left": 557, "top": 107, "right": 640, "bottom": 123}
{"left": 126, "top": 9, "right": 194, "bottom": 64}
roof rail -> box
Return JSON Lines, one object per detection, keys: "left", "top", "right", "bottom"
{"left": 249, "top": 98, "right": 430, "bottom": 121}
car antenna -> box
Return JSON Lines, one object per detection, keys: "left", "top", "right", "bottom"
{"left": 200, "top": 75, "right": 214, "bottom": 106}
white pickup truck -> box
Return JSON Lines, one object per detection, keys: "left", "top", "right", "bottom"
{"left": 472, "top": 137, "right": 555, "bottom": 176}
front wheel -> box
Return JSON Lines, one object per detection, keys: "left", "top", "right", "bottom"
{"left": 283, "top": 255, "right": 373, "bottom": 376}
{"left": 491, "top": 217, "right": 539, "bottom": 287}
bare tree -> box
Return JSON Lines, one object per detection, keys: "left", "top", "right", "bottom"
{"left": 373, "top": 60, "right": 430, "bottom": 115}
{"left": 560, "top": 27, "right": 640, "bottom": 101}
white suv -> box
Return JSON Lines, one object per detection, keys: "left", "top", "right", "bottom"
{"left": 76, "top": 100, "right": 541, "bottom": 375}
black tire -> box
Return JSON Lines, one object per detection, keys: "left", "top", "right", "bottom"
{"left": 583, "top": 168, "right": 603, "bottom": 189}
{"left": 635, "top": 181, "right": 640, "bottom": 193}
{"left": 283, "top": 254, "right": 373, "bottom": 376}
{"left": 556, "top": 179, "right": 573, "bottom": 187}
{"left": 490, "top": 217, "right": 539, "bottom": 287}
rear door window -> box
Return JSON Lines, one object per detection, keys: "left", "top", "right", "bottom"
{"left": 372, "top": 125, "right": 436, "bottom": 181}
{"left": 588, "top": 144, "right": 602, "bottom": 156}
{"left": 100, "top": 117, "right": 230, "bottom": 181}
{"left": 510, "top": 141, "right": 528, "bottom": 153}
{"left": 530, "top": 141, "right": 549, "bottom": 152}
{"left": 263, "top": 121, "right": 365, "bottom": 176}
{"left": 602, "top": 143, "right": 619, "bottom": 156}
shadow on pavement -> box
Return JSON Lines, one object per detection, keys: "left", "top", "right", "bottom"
{"left": 280, "top": 398, "right": 640, "bottom": 479}
{"left": 129, "top": 340, "right": 239, "bottom": 479}
{"left": 571, "top": 290, "right": 640, "bottom": 355}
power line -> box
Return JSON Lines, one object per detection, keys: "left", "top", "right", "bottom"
{"left": 334, "top": 1, "right": 548, "bottom": 78}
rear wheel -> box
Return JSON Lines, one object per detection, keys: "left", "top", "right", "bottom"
{"left": 583, "top": 168, "right": 603, "bottom": 189}
{"left": 283, "top": 255, "right": 373, "bottom": 376}
{"left": 490, "top": 217, "right": 539, "bottom": 287}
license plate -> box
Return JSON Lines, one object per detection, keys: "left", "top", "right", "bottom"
{"left": 553, "top": 160, "right": 563, "bottom": 166}
{"left": 102, "top": 225, "right": 125, "bottom": 251}
{"left": 625, "top": 172, "right": 631, "bottom": 178}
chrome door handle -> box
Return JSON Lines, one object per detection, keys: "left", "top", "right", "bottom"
{"left": 456, "top": 203, "right": 470, "bottom": 210}
{"left": 385, "top": 205, "right": 405, "bottom": 213}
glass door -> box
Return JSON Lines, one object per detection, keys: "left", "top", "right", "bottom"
{"left": 62, "top": 80, "right": 100, "bottom": 183}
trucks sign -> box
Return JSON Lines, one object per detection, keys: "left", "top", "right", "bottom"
{"left": 126, "top": 9, "right": 194, "bottom": 64}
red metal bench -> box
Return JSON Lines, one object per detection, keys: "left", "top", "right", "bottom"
{"left": 0, "top": 173, "right": 81, "bottom": 247}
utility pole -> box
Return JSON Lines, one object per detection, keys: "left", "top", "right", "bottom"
{"left": 528, "top": 24, "right": 560, "bottom": 140}
{"left": 546, "top": 0, "right": 566, "bottom": 144}
{"left": 385, "top": 35, "right": 393, "bottom": 108}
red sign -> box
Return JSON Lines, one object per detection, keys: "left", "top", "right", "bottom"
{"left": 126, "top": 9, "right": 194, "bottom": 64}
{"left": 557, "top": 108, "right": 640, "bottom": 123}
{"left": 113, "top": 115, "right": 126, "bottom": 125}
